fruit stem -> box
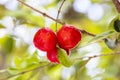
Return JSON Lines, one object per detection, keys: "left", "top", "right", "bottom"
{"left": 56, "top": 0, "right": 66, "bottom": 32}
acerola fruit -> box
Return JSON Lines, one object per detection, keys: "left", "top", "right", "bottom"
{"left": 33, "top": 28, "right": 57, "bottom": 51}
{"left": 47, "top": 48, "right": 59, "bottom": 63}
{"left": 57, "top": 25, "right": 82, "bottom": 50}
{"left": 65, "top": 49, "right": 70, "bottom": 55}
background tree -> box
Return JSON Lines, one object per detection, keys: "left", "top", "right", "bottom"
{"left": 0, "top": 0, "right": 120, "bottom": 80}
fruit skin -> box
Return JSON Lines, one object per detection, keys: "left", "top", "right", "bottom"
{"left": 47, "top": 48, "right": 59, "bottom": 63}
{"left": 57, "top": 25, "right": 82, "bottom": 51}
{"left": 33, "top": 28, "right": 57, "bottom": 51}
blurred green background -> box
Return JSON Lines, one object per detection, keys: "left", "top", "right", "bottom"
{"left": 0, "top": 0, "right": 120, "bottom": 80}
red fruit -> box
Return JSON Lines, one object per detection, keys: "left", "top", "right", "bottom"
{"left": 33, "top": 28, "right": 57, "bottom": 51}
{"left": 66, "top": 49, "right": 70, "bottom": 55}
{"left": 47, "top": 48, "right": 59, "bottom": 63}
{"left": 57, "top": 25, "right": 82, "bottom": 50}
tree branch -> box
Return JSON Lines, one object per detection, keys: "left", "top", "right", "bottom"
{"left": 17, "top": 0, "right": 65, "bottom": 25}
{"left": 56, "top": 0, "right": 66, "bottom": 32}
{"left": 112, "top": 0, "right": 120, "bottom": 13}
{"left": 1, "top": 51, "right": 120, "bottom": 80}
{"left": 74, "top": 51, "right": 120, "bottom": 60}
{"left": 1, "top": 63, "right": 50, "bottom": 80}
{"left": 17, "top": 0, "right": 96, "bottom": 36}
{"left": 80, "top": 30, "right": 96, "bottom": 37}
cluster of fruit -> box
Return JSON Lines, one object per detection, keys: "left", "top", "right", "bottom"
{"left": 33, "top": 25, "right": 82, "bottom": 63}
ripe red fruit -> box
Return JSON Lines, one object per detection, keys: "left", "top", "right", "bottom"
{"left": 47, "top": 48, "right": 59, "bottom": 63}
{"left": 57, "top": 25, "right": 82, "bottom": 50}
{"left": 33, "top": 28, "right": 57, "bottom": 51}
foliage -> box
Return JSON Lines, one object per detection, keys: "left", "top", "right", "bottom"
{"left": 0, "top": 0, "right": 120, "bottom": 80}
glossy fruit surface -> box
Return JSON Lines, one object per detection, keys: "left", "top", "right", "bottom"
{"left": 47, "top": 48, "right": 59, "bottom": 63}
{"left": 33, "top": 28, "right": 57, "bottom": 51}
{"left": 57, "top": 25, "right": 82, "bottom": 50}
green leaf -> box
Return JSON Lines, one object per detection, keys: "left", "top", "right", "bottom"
{"left": 26, "top": 51, "right": 39, "bottom": 64}
{"left": 91, "top": 0, "right": 103, "bottom": 3}
{"left": 7, "top": 67, "right": 21, "bottom": 75}
{"left": 57, "top": 48, "right": 73, "bottom": 67}
{"left": 74, "top": 59, "right": 90, "bottom": 69}
{"left": 0, "top": 36, "right": 14, "bottom": 53}
{"left": 26, "top": 14, "right": 45, "bottom": 27}
{"left": 0, "top": 24, "right": 4, "bottom": 28}
{"left": 0, "top": 69, "right": 11, "bottom": 80}
{"left": 117, "top": 34, "right": 120, "bottom": 42}
{"left": 44, "top": 0, "right": 61, "bottom": 8}
{"left": 77, "top": 36, "right": 93, "bottom": 48}
{"left": 50, "top": 23, "right": 62, "bottom": 32}
{"left": 46, "top": 65, "right": 62, "bottom": 79}
{"left": 88, "top": 30, "right": 116, "bottom": 43}
{"left": 14, "top": 56, "right": 22, "bottom": 68}
{"left": 0, "top": 5, "right": 7, "bottom": 18}
{"left": 7, "top": 10, "right": 45, "bottom": 27}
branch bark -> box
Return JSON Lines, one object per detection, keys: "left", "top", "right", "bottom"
{"left": 74, "top": 51, "right": 120, "bottom": 60}
{"left": 112, "top": 0, "right": 120, "bottom": 13}
{"left": 17, "top": 0, "right": 65, "bottom": 25}
{"left": 17, "top": 0, "right": 95, "bottom": 36}
{"left": 1, "top": 63, "right": 50, "bottom": 80}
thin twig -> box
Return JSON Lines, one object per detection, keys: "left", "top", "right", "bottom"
{"left": 1, "top": 63, "right": 49, "bottom": 80}
{"left": 56, "top": 0, "right": 66, "bottom": 32}
{"left": 80, "top": 30, "right": 96, "bottom": 37}
{"left": 17, "top": 0, "right": 96, "bottom": 36}
{"left": 74, "top": 51, "right": 120, "bottom": 60}
{"left": 17, "top": 0, "right": 65, "bottom": 25}
{"left": 112, "top": 0, "right": 120, "bottom": 13}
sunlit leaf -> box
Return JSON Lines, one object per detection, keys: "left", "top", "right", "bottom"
{"left": 14, "top": 56, "right": 22, "bottom": 68}
{"left": 0, "top": 5, "right": 7, "bottom": 18}
{"left": 74, "top": 59, "right": 90, "bottom": 69}
{"left": 88, "top": 30, "right": 116, "bottom": 43}
{"left": 0, "top": 69, "right": 11, "bottom": 80}
{"left": 0, "top": 36, "right": 14, "bottom": 53}
{"left": 91, "top": 0, "right": 104, "bottom": 3}
{"left": 14, "top": 51, "right": 48, "bottom": 70}
{"left": 77, "top": 36, "right": 93, "bottom": 48}
{"left": 118, "top": 34, "right": 120, "bottom": 42}
{"left": 7, "top": 10, "right": 45, "bottom": 27}
{"left": 0, "top": 24, "right": 4, "bottom": 28}
{"left": 26, "top": 51, "right": 39, "bottom": 64}
{"left": 46, "top": 65, "right": 62, "bottom": 79}
{"left": 44, "top": 0, "right": 61, "bottom": 8}
{"left": 50, "top": 23, "right": 62, "bottom": 32}
{"left": 26, "top": 14, "right": 45, "bottom": 27}
{"left": 57, "top": 48, "right": 73, "bottom": 67}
